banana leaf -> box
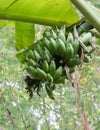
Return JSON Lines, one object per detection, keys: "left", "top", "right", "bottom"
{"left": 0, "top": 0, "right": 80, "bottom": 26}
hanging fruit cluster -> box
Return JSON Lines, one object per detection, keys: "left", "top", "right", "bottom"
{"left": 25, "top": 26, "right": 96, "bottom": 99}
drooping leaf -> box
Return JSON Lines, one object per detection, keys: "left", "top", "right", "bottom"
{"left": 0, "top": 0, "right": 80, "bottom": 26}
{"left": 15, "top": 22, "right": 35, "bottom": 50}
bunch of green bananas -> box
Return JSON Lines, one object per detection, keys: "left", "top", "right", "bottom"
{"left": 25, "top": 26, "right": 95, "bottom": 99}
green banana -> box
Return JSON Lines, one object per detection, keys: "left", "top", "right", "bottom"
{"left": 43, "top": 47, "right": 52, "bottom": 62}
{"left": 65, "top": 43, "right": 74, "bottom": 61}
{"left": 28, "top": 58, "right": 36, "bottom": 67}
{"left": 44, "top": 47, "right": 52, "bottom": 59}
{"left": 58, "top": 30, "right": 66, "bottom": 43}
{"left": 43, "top": 37, "right": 53, "bottom": 52}
{"left": 54, "top": 76, "right": 65, "bottom": 84}
{"left": 60, "top": 25, "right": 66, "bottom": 35}
{"left": 35, "top": 43, "right": 44, "bottom": 58}
{"left": 45, "top": 85, "right": 55, "bottom": 99}
{"left": 32, "top": 40, "right": 43, "bottom": 50}
{"left": 80, "top": 32, "right": 92, "bottom": 45}
{"left": 49, "top": 60, "right": 56, "bottom": 75}
{"left": 67, "top": 55, "right": 80, "bottom": 67}
{"left": 56, "top": 38, "right": 66, "bottom": 57}
{"left": 47, "top": 73, "right": 53, "bottom": 83}
{"left": 27, "top": 49, "right": 37, "bottom": 61}
{"left": 50, "top": 29, "right": 57, "bottom": 39}
{"left": 53, "top": 66, "right": 63, "bottom": 80}
{"left": 34, "top": 50, "right": 41, "bottom": 61}
{"left": 67, "top": 32, "right": 74, "bottom": 43}
{"left": 37, "top": 67, "right": 47, "bottom": 80}
{"left": 26, "top": 66, "right": 38, "bottom": 79}
{"left": 49, "top": 37, "right": 58, "bottom": 55}
{"left": 43, "top": 29, "right": 51, "bottom": 39}
{"left": 27, "top": 49, "right": 33, "bottom": 58}
{"left": 41, "top": 60, "right": 49, "bottom": 72}
{"left": 71, "top": 39, "right": 79, "bottom": 54}
{"left": 43, "top": 52, "right": 50, "bottom": 62}
{"left": 52, "top": 26, "right": 60, "bottom": 34}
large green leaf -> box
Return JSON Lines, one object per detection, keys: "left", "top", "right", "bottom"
{"left": 0, "top": 0, "right": 80, "bottom": 26}
{"left": 15, "top": 22, "right": 35, "bottom": 50}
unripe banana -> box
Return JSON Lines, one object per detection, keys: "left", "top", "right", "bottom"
{"left": 27, "top": 50, "right": 33, "bottom": 58}
{"left": 26, "top": 66, "right": 38, "bottom": 79}
{"left": 60, "top": 25, "right": 66, "bottom": 35}
{"left": 34, "top": 50, "right": 41, "bottom": 61}
{"left": 44, "top": 52, "right": 50, "bottom": 62}
{"left": 67, "top": 55, "right": 80, "bottom": 67}
{"left": 71, "top": 39, "right": 79, "bottom": 54}
{"left": 41, "top": 60, "right": 49, "bottom": 72}
{"left": 47, "top": 73, "right": 53, "bottom": 83}
{"left": 80, "top": 32, "right": 92, "bottom": 45}
{"left": 52, "top": 26, "right": 60, "bottom": 34}
{"left": 32, "top": 40, "right": 43, "bottom": 50}
{"left": 35, "top": 43, "right": 44, "bottom": 58}
{"left": 37, "top": 68, "right": 47, "bottom": 80}
{"left": 43, "top": 47, "right": 52, "bottom": 62}
{"left": 28, "top": 58, "right": 36, "bottom": 67}
{"left": 49, "top": 60, "right": 56, "bottom": 75}
{"left": 43, "top": 29, "right": 51, "bottom": 39}
{"left": 44, "top": 47, "right": 52, "bottom": 59}
{"left": 58, "top": 30, "right": 66, "bottom": 43}
{"left": 65, "top": 43, "right": 74, "bottom": 61}
{"left": 67, "top": 32, "right": 74, "bottom": 43}
{"left": 54, "top": 76, "right": 65, "bottom": 84}
{"left": 50, "top": 29, "right": 57, "bottom": 39}
{"left": 56, "top": 38, "right": 66, "bottom": 57}
{"left": 53, "top": 66, "right": 63, "bottom": 80}
{"left": 45, "top": 85, "right": 55, "bottom": 99}
{"left": 27, "top": 49, "right": 37, "bottom": 61}
{"left": 43, "top": 37, "right": 53, "bottom": 52}
{"left": 49, "top": 37, "right": 58, "bottom": 55}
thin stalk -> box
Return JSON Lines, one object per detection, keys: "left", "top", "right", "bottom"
{"left": 70, "top": 0, "right": 100, "bottom": 32}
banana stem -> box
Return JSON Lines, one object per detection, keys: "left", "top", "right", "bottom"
{"left": 70, "top": 0, "right": 100, "bottom": 32}
{"left": 77, "top": 21, "right": 93, "bottom": 35}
